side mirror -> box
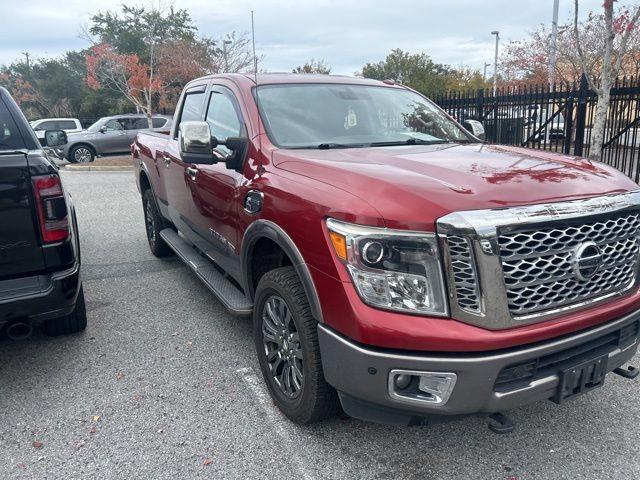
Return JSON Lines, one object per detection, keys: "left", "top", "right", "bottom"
{"left": 44, "top": 130, "right": 68, "bottom": 147}
{"left": 463, "top": 120, "right": 485, "bottom": 141}
{"left": 179, "top": 121, "right": 215, "bottom": 164}
{"left": 222, "top": 136, "right": 249, "bottom": 172}
{"left": 99, "top": 125, "right": 107, "bottom": 133}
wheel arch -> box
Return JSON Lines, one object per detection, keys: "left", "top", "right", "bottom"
{"left": 242, "top": 220, "right": 324, "bottom": 323}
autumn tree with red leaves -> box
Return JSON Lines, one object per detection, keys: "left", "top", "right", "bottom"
{"left": 86, "top": 44, "right": 161, "bottom": 128}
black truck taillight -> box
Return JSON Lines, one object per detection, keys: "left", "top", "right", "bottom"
{"left": 32, "top": 174, "right": 69, "bottom": 243}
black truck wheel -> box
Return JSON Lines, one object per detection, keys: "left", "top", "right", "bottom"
{"left": 142, "top": 189, "right": 173, "bottom": 258}
{"left": 44, "top": 286, "right": 87, "bottom": 336}
{"left": 253, "top": 266, "right": 338, "bottom": 424}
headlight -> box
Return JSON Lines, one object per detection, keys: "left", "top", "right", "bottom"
{"left": 326, "top": 218, "right": 448, "bottom": 316}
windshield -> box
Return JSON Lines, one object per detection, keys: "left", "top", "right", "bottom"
{"left": 86, "top": 119, "right": 105, "bottom": 133}
{"left": 256, "top": 83, "right": 472, "bottom": 149}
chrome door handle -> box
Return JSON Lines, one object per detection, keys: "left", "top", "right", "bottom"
{"left": 186, "top": 166, "right": 198, "bottom": 181}
{"left": 163, "top": 155, "right": 171, "bottom": 167}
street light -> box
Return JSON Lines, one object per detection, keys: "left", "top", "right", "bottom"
{"left": 549, "top": 0, "right": 560, "bottom": 88}
{"left": 222, "top": 39, "right": 232, "bottom": 72}
{"left": 491, "top": 30, "right": 499, "bottom": 96}
{"left": 483, "top": 62, "right": 491, "bottom": 82}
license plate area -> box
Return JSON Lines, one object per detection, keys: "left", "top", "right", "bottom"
{"left": 552, "top": 354, "right": 608, "bottom": 404}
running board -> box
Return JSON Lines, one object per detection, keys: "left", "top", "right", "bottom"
{"left": 159, "top": 228, "right": 253, "bottom": 315}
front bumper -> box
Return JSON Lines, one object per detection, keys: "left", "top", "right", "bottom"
{"left": 318, "top": 310, "right": 640, "bottom": 424}
{"left": 0, "top": 262, "right": 81, "bottom": 328}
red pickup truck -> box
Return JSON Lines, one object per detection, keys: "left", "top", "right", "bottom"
{"left": 133, "top": 74, "right": 640, "bottom": 429}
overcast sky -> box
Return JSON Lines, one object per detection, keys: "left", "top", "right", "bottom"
{"left": 1, "top": 0, "right": 605, "bottom": 74}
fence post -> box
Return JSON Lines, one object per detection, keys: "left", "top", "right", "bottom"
{"left": 573, "top": 73, "right": 588, "bottom": 157}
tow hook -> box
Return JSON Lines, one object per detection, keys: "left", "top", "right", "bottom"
{"left": 488, "top": 412, "right": 515, "bottom": 434}
{"left": 613, "top": 365, "right": 639, "bottom": 379}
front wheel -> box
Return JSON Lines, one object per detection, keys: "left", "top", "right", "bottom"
{"left": 253, "top": 266, "right": 338, "bottom": 424}
{"left": 68, "top": 144, "right": 95, "bottom": 163}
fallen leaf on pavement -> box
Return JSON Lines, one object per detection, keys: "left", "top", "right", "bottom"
{"left": 203, "top": 458, "right": 213, "bottom": 466}
{"left": 92, "top": 415, "right": 101, "bottom": 422}
{"left": 116, "top": 372, "right": 125, "bottom": 380}
{"left": 32, "top": 441, "right": 43, "bottom": 449}
{"left": 89, "top": 426, "right": 97, "bottom": 434}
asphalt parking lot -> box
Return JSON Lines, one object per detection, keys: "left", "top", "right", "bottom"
{"left": 1, "top": 170, "right": 640, "bottom": 479}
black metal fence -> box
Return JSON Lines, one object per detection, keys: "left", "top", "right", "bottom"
{"left": 433, "top": 75, "right": 640, "bottom": 183}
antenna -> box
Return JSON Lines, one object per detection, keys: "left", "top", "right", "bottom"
{"left": 251, "top": 11, "right": 263, "bottom": 158}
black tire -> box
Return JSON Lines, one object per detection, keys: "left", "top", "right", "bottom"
{"left": 142, "top": 189, "right": 173, "bottom": 258}
{"left": 67, "top": 144, "right": 95, "bottom": 163}
{"left": 253, "top": 266, "right": 338, "bottom": 424}
{"left": 44, "top": 286, "right": 87, "bottom": 336}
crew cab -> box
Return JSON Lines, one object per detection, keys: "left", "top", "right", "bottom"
{"left": 133, "top": 74, "right": 640, "bottom": 428}
{"left": 0, "top": 87, "right": 86, "bottom": 339}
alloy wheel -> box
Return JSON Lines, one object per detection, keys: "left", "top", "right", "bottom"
{"left": 144, "top": 199, "right": 156, "bottom": 244}
{"left": 262, "top": 295, "right": 304, "bottom": 398}
{"left": 74, "top": 147, "right": 92, "bottom": 163}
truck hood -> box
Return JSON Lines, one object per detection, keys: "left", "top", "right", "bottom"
{"left": 272, "top": 143, "right": 638, "bottom": 230}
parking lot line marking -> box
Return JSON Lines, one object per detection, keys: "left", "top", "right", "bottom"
{"left": 237, "top": 367, "right": 315, "bottom": 480}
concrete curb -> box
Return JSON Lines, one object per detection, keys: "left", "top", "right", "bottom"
{"left": 63, "top": 165, "right": 134, "bottom": 172}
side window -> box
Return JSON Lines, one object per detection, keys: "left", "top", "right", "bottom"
{"left": 176, "top": 91, "right": 205, "bottom": 137}
{"left": 34, "top": 121, "right": 57, "bottom": 131}
{"left": 58, "top": 120, "right": 78, "bottom": 130}
{"left": 130, "top": 117, "right": 149, "bottom": 130}
{"left": 0, "top": 99, "right": 26, "bottom": 150}
{"left": 205, "top": 88, "right": 243, "bottom": 156}
{"left": 104, "top": 119, "right": 124, "bottom": 131}
{"left": 152, "top": 117, "right": 167, "bottom": 128}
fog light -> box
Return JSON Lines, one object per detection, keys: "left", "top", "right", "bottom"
{"left": 394, "top": 374, "right": 412, "bottom": 390}
{"left": 388, "top": 370, "right": 457, "bottom": 406}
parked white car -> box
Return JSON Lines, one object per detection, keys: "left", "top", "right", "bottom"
{"left": 30, "top": 118, "right": 83, "bottom": 143}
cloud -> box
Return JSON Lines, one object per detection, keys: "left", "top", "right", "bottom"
{"left": 0, "top": 0, "right": 605, "bottom": 74}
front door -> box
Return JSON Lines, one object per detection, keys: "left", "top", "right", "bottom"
{"left": 187, "top": 85, "right": 247, "bottom": 279}
{"left": 95, "top": 118, "right": 128, "bottom": 154}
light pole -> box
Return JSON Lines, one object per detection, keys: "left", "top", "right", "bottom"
{"left": 549, "top": 0, "right": 560, "bottom": 88}
{"left": 491, "top": 30, "right": 499, "bottom": 95}
{"left": 222, "top": 39, "right": 232, "bottom": 72}
{"left": 483, "top": 62, "right": 491, "bottom": 82}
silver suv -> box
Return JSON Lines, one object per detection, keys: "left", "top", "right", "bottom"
{"left": 59, "top": 114, "right": 173, "bottom": 163}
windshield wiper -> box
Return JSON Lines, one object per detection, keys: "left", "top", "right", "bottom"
{"left": 317, "top": 142, "right": 365, "bottom": 149}
{"left": 368, "top": 138, "right": 452, "bottom": 147}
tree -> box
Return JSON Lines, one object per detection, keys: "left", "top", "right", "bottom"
{"left": 216, "top": 32, "right": 258, "bottom": 73}
{"left": 361, "top": 49, "right": 454, "bottom": 96}
{"left": 86, "top": 44, "right": 161, "bottom": 127}
{"left": 573, "top": 0, "right": 640, "bottom": 159}
{"left": 293, "top": 59, "right": 331, "bottom": 74}
{"left": 500, "top": 9, "right": 640, "bottom": 87}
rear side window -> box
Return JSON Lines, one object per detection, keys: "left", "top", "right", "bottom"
{"left": 0, "top": 99, "right": 26, "bottom": 150}
{"left": 176, "top": 91, "right": 205, "bottom": 137}
{"left": 152, "top": 118, "right": 167, "bottom": 128}
{"left": 58, "top": 120, "right": 78, "bottom": 130}
{"left": 130, "top": 117, "right": 149, "bottom": 130}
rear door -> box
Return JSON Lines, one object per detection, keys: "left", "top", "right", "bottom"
{"left": 162, "top": 85, "right": 207, "bottom": 237}
{"left": 0, "top": 95, "right": 45, "bottom": 279}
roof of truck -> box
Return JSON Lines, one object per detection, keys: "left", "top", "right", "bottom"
{"left": 187, "top": 73, "right": 405, "bottom": 89}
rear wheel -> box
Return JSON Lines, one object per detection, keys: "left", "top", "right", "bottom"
{"left": 142, "top": 189, "right": 173, "bottom": 258}
{"left": 253, "top": 266, "right": 338, "bottom": 424}
{"left": 68, "top": 144, "right": 95, "bottom": 163}
{"left": 44, "top": 286, "right": 87, "bottom": 336}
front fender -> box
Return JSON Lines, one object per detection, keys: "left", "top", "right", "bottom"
{"left": 241, "top": 219, "right": 324, "bottom": 323}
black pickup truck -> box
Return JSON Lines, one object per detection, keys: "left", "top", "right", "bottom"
{"left": 0, "top": 87, "right": 86, "bottom": 339}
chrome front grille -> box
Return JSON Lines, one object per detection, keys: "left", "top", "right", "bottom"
{"left": 437, "top": 191, "right": 640, "bottom": 330}
{"left": 447, "top": 235, "right": 481, "bottom": 313}
{"left": 499, "top": 213, "right": 640, "bottom": 317}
